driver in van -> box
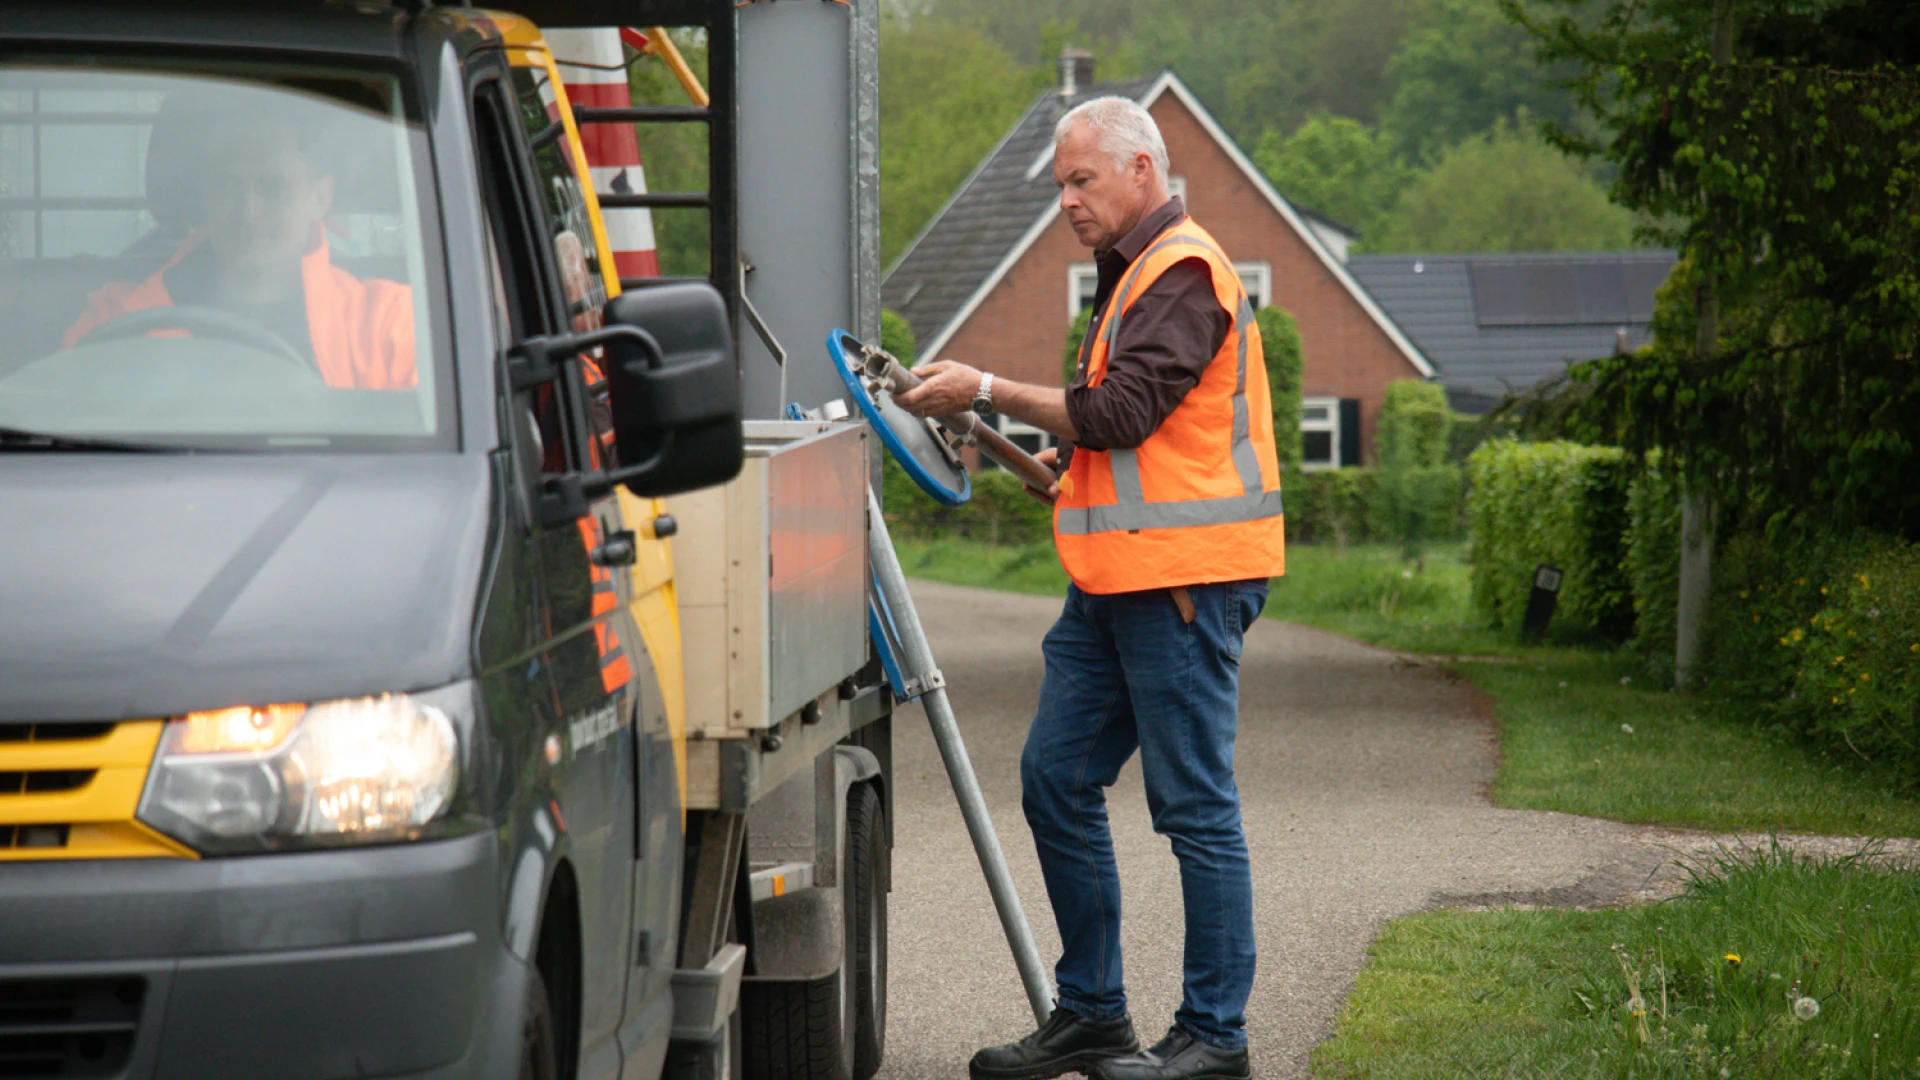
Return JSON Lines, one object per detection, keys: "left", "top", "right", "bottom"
{"left": 61, "top": 112, "right": 416, "bottom": 389}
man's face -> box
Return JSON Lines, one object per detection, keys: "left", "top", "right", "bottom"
{"left": 198, "top": 131, "right": 333, "bottom": 272}
{"left": 1054, "top": 121, "right": 1155, "bottom": 252}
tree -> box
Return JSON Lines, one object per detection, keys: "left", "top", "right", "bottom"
{"left": 1521, "top": 0, "right": 1920, "bottom": 538}
{"left": 881, "top": 308, "right": 917, "bottom": 365}
{"left": 1380, "top": 0, "right": 1575, "bottom": 164}
{"left": 880, "top": 14, "right": 1045, "bottom": 266}
{"left": 1061, "top": 306, "right": 1092, "bottom": 387}
{"left": 1253, "top": 115, "right": 1409, "bottom": 239}
{"left": 1366, "top": 117, "right": 1637, "bottom": 252}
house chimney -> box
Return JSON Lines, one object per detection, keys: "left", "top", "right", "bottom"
{"left": 1058, "top": 47, "right": 1095, "bottom": 98}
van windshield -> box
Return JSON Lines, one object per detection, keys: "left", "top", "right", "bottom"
{"left": 0, "top": 60, "right": 449, "bottom": 451}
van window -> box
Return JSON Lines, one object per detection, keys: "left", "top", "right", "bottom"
{"left": 0, "top": 61, "right": 449, "bottom": 451}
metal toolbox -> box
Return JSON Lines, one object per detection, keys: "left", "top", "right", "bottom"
{"left": 669, "top": 420, "right": 870, "bottom": 739}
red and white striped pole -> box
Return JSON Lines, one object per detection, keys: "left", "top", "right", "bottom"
{"left": 547, "top": 28, "right": 660, "bottom": 282}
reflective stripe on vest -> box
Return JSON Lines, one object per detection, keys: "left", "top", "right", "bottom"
{"left": 1056, "top": 234, "right": 1282, "bottom": 536}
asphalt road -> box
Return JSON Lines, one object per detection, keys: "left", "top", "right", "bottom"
{"left": 874, "top": 580, "right": 1698, "bottom": 1080}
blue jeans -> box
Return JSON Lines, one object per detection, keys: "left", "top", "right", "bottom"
{"left": 1020, "top": 580, "right": 1268, "bottom": 1050}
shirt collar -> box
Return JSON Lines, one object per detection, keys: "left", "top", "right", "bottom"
{"left": 1107, "top": 195, "right": 1186, "bottom": 265}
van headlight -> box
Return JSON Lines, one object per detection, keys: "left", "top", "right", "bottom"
{"left": 137, "top": 690, "right": 461, "bottom": 854}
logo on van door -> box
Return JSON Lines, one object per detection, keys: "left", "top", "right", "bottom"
{"left": 568, "top": 699, "right": 624, "bottom": 755}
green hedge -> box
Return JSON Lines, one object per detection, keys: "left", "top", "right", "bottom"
{"left": 1467, "top": 439, "right": 1634, "bottom": 639}
{"left": 1624, "top": 452, "right": 1682, "bottom": 677}
{"left": 880, "top": 457, "right": 1053, "bottom": 545}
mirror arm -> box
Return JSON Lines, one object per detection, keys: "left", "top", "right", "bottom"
{"left": 507, "top": 325, "right": 662, "bottom": 391}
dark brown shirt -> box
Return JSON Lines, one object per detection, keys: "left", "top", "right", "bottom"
{"left": 1059, "top": 197, "right": 1231, "bottom": 470}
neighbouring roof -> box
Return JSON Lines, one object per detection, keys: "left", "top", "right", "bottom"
{"left": 1347, "top": 251, "right": 1678, "bottom": 414}
{"left": 883, "top": 70, "right": 1431, "bottom": 376}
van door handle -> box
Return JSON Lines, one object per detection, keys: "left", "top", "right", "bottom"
{"left": 590, "top": 530, "right": 637, "bottom": 567}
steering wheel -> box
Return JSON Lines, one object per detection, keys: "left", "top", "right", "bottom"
{"left": 75, "top": 305, "right": 315, "bottom": 374}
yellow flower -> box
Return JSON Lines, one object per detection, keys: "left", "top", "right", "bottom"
{"left": 1725, "top": 954, "right": 1742, "bottom": 965}
{"left": 1753, "top": 614, "right": 1761, "bottom": 624}
{"left": 1910, "top": 643, "right": 1918, "bottom": 653}
{"left": 1861, "top": 673, "right": 1871, "bottom": 682}
{"left": 1822, "top": 586, "right": 1829, "bottom": 595}
{"left": 1858, "top": 573, "right": 1870, "bottom": 589}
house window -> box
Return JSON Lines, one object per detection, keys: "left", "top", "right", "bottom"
{"left": 998, "top": 415, "right": 1054, "bottom": 457}
{"left": 1068, "top": 259, "right": 1272, "bottom": 316}
{"left": 1300, "top": 396, "right": 1340, "bottom": 471}
{"left": 1168, "top": 175, "right": 1186, "bottom": 200}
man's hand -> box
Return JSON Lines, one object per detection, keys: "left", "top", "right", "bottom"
{"left": 1023, "top": 445, "right": 1062, "bottom": 505}
{"left": 891, "top": 359, "right": 982, "bottom": 418}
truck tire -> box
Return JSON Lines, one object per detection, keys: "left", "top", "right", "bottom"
{"left": 519, "top": 967, "right": 559, "bottom": 1080}
{"left": 740, "top": 973, "right": 845, "bottom": 1080}
{"left": 846, "top": 782, "right": 887, "bottom": 1080}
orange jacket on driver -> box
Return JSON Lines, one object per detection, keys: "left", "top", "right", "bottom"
{"left": 1054, "top": 217, "right": 1286, "bottom": 593}
{"left": 62, "top": 231, "right": 417, "bottom": 390}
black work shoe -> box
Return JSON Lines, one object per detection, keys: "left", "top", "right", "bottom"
{"left": 1090, "top": 1026, "right": 1250, "bottom": 1080}
{"left": 969, "top": 1005, "right": 1139, "bottom": 1080}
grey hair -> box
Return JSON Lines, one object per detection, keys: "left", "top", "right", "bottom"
{"left": 1054, "top": 96, "right": 1169, "bottom": 182}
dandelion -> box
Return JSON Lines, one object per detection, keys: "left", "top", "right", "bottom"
{"left": 1868, "top": 607, "right": 1880, "bottom": 618}
{"left": 1622, "top": 723, "right": 1635, "bottom": 734}
{"left": 1620, "top": 675, "right": 1633, "bottom": 685}
{"left": 1793, "top": 996, "right": 1821, "bottom": 1021}
{"left": 1626, "top": 995, "right": 1647, "bottom": 1017}
{"left": 1559, "top": 681, "right": 1568, "bottom": 688}
{"left": 1724, "top": 954, "right": 1741, "bottom": 965}
{"left": 1858, "top": 573, "right": 1870, "bottom": 589}
{"left": 1861, "top": 672, "right": 1871, "bottom": 682}
{"left": 1822, "top": 586, "right": 1829, "bottom": 595}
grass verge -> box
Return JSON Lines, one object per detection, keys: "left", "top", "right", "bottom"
{"left": 1312, "top": 845, "right": 1920, "bottom": 1080}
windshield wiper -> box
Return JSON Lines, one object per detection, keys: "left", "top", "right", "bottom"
{"left": 0, "top": 426, "right": 194, "bottom": 453}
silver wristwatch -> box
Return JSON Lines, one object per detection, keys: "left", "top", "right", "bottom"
{"left": 971, "top": 372, "right": 995, "bottom": 417}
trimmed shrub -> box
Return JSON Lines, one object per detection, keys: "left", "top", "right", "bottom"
{"left": 1624, "top": 452, "right": 1683, "bottom": 677}
{"left": 1282, "top": 466, "right": 1380, "bottom": 546}
{"left": 879, "top": 308, "right": 916, "bottom": 365}
{"left": 880, "top": 457, "right": 1053, "bottom": 545}
{"left": 1256, "top": 305, "right": 1304, "bottom": 471}
{"left": 1375, "top": 380, "right": 1460, "bottom": 552}
{"left": 1467, "top": 439, "right": 1634, "bottom": 639}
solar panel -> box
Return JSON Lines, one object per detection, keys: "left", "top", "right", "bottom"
{"left": 1468, "top": 257, "right": 1675, "bottom": 327}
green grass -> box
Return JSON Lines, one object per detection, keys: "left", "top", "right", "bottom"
{"left": 1474, "top": 651, "right": 1920, "bottom": 838}
{"left": 891, "top": 537, "right": 1070, "bottom": 598}
{"left": 1312, "top": 845, "right": 1920, "bottom": 1080}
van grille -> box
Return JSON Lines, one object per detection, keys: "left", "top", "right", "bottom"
{"left": 0, "top": 721, "right": 191, "bottom": 862}
{"left": 0, "top": 977, "right": 144, "bottom": 1078}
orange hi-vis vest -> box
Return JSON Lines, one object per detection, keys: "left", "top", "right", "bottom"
{"left": 1054, "top": 217, "right": 1286, "bottom": 594}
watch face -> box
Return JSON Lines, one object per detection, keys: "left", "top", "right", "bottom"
{"left": 972, "top": 398, "right": 993, "bottom": 416}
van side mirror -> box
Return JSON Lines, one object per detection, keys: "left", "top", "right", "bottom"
{"left": 600, "top": 283, "right": 743, "bottom": 497}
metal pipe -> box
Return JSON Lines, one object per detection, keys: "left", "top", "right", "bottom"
{"left": 866, "top": 488, "right": 1055, "bottom": 1025}
{"left": 865, "top": 357, "right": 1061, "bottom": 495}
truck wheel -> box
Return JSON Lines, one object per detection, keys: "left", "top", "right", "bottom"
{"left": 519, "top": 967, "right": 559, "bottom": 1080}
{"left": 740, "top": 973, "right": 845, "bottom": 1080}
{"left": 847, "top": 782, "right": 887, "bottom": 1080}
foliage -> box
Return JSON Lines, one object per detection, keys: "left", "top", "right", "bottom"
{"left": 879, "top": 13, "right": 1047, "bottom": 266}
{"left": 1376, "top": 380, "right": 1451, "bottom": 468}
{"left": 1283, "top": 466, "right": 1380, "bottom": 546}
{"left": 1467, "top": 439, "right": 1634, "bottom": 639}
{"left": 1368, "top": 117, "right": 1639, "bottom": 253}
{"left": 882, "top": 457, "right": 1054, "bottom": 545}
{"left": 880, "top": 308, "right": 917, "bottom": 365}
{"left": 1524, "top": 0, "right": 1920, "bottom": 539}
{"left": 1061, "top": 306, "right": 1092, "bottom": 387}
{"left": 1315, "top": 847, "right": 1920, "bottom": 1079}
{"left": 1380, "top": 0, "right": 1577, "bottom": 164}
{"left": 1252, "top": 115, "right": 1408, "bottom": 238}
{"left": 1705, "top": 528, "right": 1920, "bottom": 783}
{"left": 626, "top": 29, "right": 711, "bottom": 277}
{"left": 1624, "top": 451, "right": 1682, "bottom": 678}
{"left": 1255, "top": 305, "right": 1304, "bottom": 470}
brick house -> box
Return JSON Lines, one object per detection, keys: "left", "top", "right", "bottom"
{"left": 881, "top": 60, "right": 1432, "bottom": 468}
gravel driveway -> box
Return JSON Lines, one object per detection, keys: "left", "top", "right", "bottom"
{"left": 874, "top": 580, "right": 1913, "bottom": 1080}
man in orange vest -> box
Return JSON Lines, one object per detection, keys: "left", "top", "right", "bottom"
{"left": 62, "top": 116, "right": 415, "bottom": 390}
{"left": 897, "top": 96, "right": 1283, "bottom": 1080}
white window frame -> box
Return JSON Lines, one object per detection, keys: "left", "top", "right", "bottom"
{"left": 996, "top": 415, "right": 1055, "bottom": 454}
{"left": 1069, "top": 259, "right": 1269, "bottom": 317}
{"left": 1299, "top": 396, "right": 1340, "bottom": 472}
{"left": 1167, "top": 175, "right": 1187, "bottom": 200}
